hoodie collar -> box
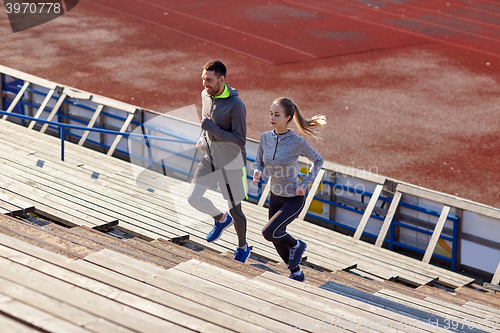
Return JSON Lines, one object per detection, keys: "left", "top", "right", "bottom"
{"left": 273, "top": 129, "right": 293, "bottom": 138}
{"left": 214, "top": 83, "right": 230, "bottom": 99}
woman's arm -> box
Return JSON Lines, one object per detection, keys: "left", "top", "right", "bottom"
{"left": 298, "top": 139, "right": 324, "bottom": 189}
{"left": 253, "top": 135, "right": 266, "bottom": 181}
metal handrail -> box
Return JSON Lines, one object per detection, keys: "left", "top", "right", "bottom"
{"left": 0, "top": 110, "right": 196, "bottom": 161}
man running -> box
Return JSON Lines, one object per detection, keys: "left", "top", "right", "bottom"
{"left": 187, "top": 60, "right": 250, "bottom": 263}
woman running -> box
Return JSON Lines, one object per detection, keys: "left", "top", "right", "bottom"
{"left": 253, "top": 97, "right": 326, "bottom": 282}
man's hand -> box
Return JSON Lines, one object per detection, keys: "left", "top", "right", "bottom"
{"left": 196, "top": 140, "right": 206, "bottom": 152}
{"left": 295, "top": 185, "right": 306, "bottom": 196}
{"left": 201, "top": 114, "right": 217, "bottom": 133}
{"left": 253, "top": 170, "right": 262, "bottom": 182}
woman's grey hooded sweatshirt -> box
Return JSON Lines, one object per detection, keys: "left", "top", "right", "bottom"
{"left": 255, "top": 129, "right": 324, "bottom": 197}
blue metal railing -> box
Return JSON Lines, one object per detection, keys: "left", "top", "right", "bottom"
{"left": 15, "top": 85, "right": 202, "bottom": 175}
{"left": 0, "top": 110, "right": 196, "bottom": 162}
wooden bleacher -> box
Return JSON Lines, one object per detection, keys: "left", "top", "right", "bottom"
{"left": 0, "top": 192, "right": 34, "bottom": 217}
{"left": 0, "top": 118, "right": 475, "bottom": 289}
{"left": 0, "top": 213, "right": 498, "bottom": 332}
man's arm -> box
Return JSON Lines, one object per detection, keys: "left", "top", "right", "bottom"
{"left": 201, "top": 101, "right": 246, "bottom": 148}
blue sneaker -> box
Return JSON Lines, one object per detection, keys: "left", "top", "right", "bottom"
{"left": 206, "top": 214, "right": 233, "bottom": 243}
{"left": 289, "top": 269, "right": 305, "bottom": 282}
{"left": 287, "top": 240, "right": 307, "bottom": 269}
{"left": 233, "top": 243, "right": 250, "bottom": 263}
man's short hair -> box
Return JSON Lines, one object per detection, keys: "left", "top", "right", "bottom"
{"left": 203, "top": 60, "right": 227, "bottom": 78}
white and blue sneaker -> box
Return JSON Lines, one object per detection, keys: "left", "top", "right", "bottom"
{"left": 206, "top": 214, "right": 233, "bottom": 243}
{"left": 289, "top": 269, "right": 305, "bottom": 282}
{"left": 233, "top": 243, "right": 251, "bottom": 263}
{"left": 287, "top": 240, "right": 307, "bottom": 269}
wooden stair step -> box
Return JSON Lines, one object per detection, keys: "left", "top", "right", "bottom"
{"left": 83, "top": 250, "right": 281, "bottom": 332}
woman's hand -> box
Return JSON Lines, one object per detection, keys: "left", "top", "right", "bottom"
{"left": 295, "top": 185, "right": 306, "bottom": 196}
{"left": 253, "top": 170, "right": 262, "bottom": 182}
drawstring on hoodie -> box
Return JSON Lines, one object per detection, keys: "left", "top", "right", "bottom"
{"left": 273, "top": 135, "right": 279, "bottom": 160}
{"left": 272, "top": 130, "right": 290, "bottom": 160}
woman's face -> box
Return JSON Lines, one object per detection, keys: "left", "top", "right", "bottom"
{"left": 270, "top": 103, "right": 290, "bottom": 131}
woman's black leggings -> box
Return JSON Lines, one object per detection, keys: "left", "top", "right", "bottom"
{"left": 262, "top": 193, "right": 305, "bottom": 264}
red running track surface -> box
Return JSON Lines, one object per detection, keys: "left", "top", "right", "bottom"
{"left": 88, "top": 0, "right": 500, "bottom": 64}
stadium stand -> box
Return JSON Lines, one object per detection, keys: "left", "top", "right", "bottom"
{"left": 1, "top": 113, "right": 500, "bottom": 332}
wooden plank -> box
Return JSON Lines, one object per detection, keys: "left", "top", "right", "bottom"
{"left": 83, "top": 251, "right": 280, "bottom": 333}
{"left": 397, "top": 182, "right": 500, "bottom": 221}
{"left": 0, "top": 256, "right": 194, "bottom": 333}
{"left": 0, "top": 164, "right": 118, "bottom": 227}
{"left": 0, "top": 248, "right": 233, "bottom": 333}
{"left": 464, "top": 301, "right": 500, "bottom": 317}
{"left": 0, "top": 314, "right": 41, "bottom": 333}
{"left": 0, "top": 220, "right": 86, "bottom": 259}
{"left": 239, "top": 281, "right": 376, "bottom": 333}
{"left": 107, "top": 113, "right": 134, "bottom": 157}
{"left": 320, "top": 159, "right": 387, "bottom": 184}
{"left": 424, "top": 296, "right": 496, "bottom": 320}
{"left": 1, "top": 81, "right": 29, "bottom": 120}
{"left": 483, "top": 282, "right": 500, "bottom": 292}
{"left": 0, "top": 65, "right": 59, "bottom": 90}
{"left": 0, "top": 131, "right": 271, "bottom": 252}
{"left": 251, "top": 276, "right": 437, "bottom": 333}
{"left": 0, "top": 155, "right": 192, "bottom": 239}
{"left": 62, "top": 87, "right": 92, "bottom": 100}
{"left": 422, "top": 205, "right": 451, "bottom": 264}
{"left": 78, "top": 104, "right": 104, "bottom": 146}
{"left": 353, "top": 184, "right": 384, "bottom": 240}
{"left": 287, "top": 209, "right": 474, "bottom": 287}
{"left": 39, "top": 92, "right": 67, "bottom": 134}
{"left": 0, "top": 138, "right": 220, "bottom": 244}
{"left": 260, "top": 272, "right": 454, "bottom": 333}
{"left": 287, "top": 221, "right": 463, "bottom": 287}
{"left": 0, "top": 275, "right": 135, "bottom": 333}
{"left": 0, "top": 188, "right": 99, "bottom": 229}
{"left": 375, "top": 289, "right": 498, "bottom": 332}
{"left": 0, "top": 294, "right": 93, "bottom": 333}
{"left": 375, "top": 191, "right": 402, "bottom": 247}
{"left": 0, "top": 231, "right": 77, "bottom": 266}
{"left": 167, "top": 260, "right": 320, "bottom": 333}
{"left": 298, "top": 168, "right": 325, "bottom": 220}
{"left": 0, "top": 192, "right": 34, "bottom": 212}
{"left": 490, "top": 261, "right": 500, "bottom": 285}
{"left": 0, "top": 123, "right": 131, "bottom": 177}
{"left": 27, "top": 88, "right": 55, "bottom": 130}
{"left": 0, "top": 207, "right": 11, "bottom": 215}
{"left": 90, "top": 94, "right": 137, "bottom": 113}
{"left": 0, "top": 117, "right": 136, "bottom": 176}
{"left": 345, "top": 268, "right": 386, "bottom": 282}
{"left": 257, "top": 179, "right": 271, "bottom": 207}
{"left": 0, "top": 201, "right": 26, "bottom": 217}
{"left": 0, "top": 170, "right": 104, "bottom": 228}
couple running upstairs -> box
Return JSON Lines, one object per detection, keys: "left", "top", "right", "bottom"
{"left": 187, "top": 60, "right": 326, "bottom": 282}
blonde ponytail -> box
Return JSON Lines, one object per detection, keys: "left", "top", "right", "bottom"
{"left": 273, "top": 97, "right": 326, "bottom": 136}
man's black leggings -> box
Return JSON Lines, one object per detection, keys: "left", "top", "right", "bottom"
{"left": 262, "top": 193, "right": 305, "bottom": 264}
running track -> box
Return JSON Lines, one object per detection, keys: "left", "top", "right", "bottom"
{"left": 88, "top": 0, "right": 500, "bottom": 64}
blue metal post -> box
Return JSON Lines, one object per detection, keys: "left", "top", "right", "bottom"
{"left": 389, "top": 220, "right": 395, "bottom": 250}
{"left": 60, "top": 125, "right": 65, "bottom": 161}
{"left": 452, "top": 219, "right": 458, "bottom": 271}
{"left": 147, "top": 127, "right": 152, "bottom": 168}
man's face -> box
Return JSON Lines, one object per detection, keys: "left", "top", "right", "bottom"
{"left": 201, "top": 69, "right": 224, "bottom": 96}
